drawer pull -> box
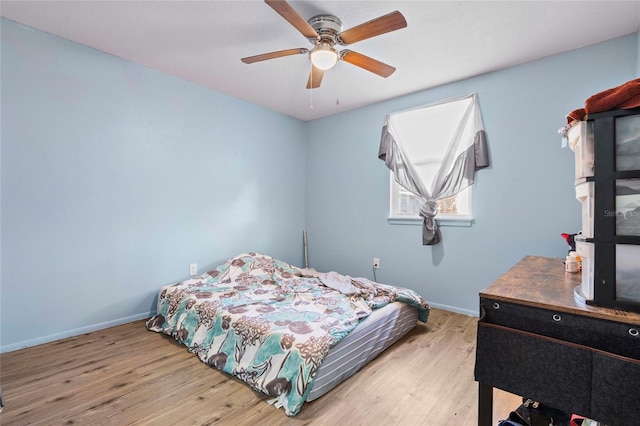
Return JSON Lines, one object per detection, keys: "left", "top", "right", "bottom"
{"left": 552, "top": 314, "right": 562, "bottom": 322}
{"left": 630, "top": 328, "right": 639, "bottom": 337}
{"left": 492, "top": 302, "right": 500, "bottom": 310}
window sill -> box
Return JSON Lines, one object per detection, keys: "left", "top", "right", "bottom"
{"left": 388, "top": 216, "right": 474, "bottom": 227}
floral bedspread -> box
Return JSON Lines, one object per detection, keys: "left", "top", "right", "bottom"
{"left": 146, "top": 252, "right": 429, "bottom": 416}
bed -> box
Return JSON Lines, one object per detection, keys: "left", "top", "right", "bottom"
{"left": 146, "top": 252, "right": 429, "bottom": 416}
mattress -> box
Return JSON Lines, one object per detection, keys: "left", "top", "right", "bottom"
{"left": 146, "top": 253, "right": 429, "bottom": 416}
{"left": 307, "top": 301, "right": 418, "bottom": 401}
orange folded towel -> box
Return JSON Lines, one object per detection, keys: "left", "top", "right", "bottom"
{"left": 567, "top": 78, "right": 640, "bottom": 124}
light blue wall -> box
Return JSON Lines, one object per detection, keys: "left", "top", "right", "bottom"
{"left": 1, "top": 17, "right": 638, "bottom": 352}
{"left": 0, "top": 19, "right": 306, "bottom": 352}
{"left": 305, "top": 34, "right": 638, "bottom": 315}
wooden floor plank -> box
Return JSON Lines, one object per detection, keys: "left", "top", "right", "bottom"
{"left": 0, "top": 309, "right": 521, "bottom": 425}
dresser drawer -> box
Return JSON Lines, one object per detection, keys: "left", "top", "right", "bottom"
{"left": 475, "top": 322, "right": 592, "bottom": 416}
{"left": 480, "top": 297, "right": 640, "bottom": 359}
{"left": 590, "top": 351, "right": 640, "bottom": 425}
{"left": 476, "top": 321, "right": 640, "bottom": 423}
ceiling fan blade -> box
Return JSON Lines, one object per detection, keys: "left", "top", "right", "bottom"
{"left": 265, "top": 0, "right": 319, "bottom": 39}
{"left": 338, "top": 11, "right": 407, "bottom": 45}
{"left": 306, "top": 66, "right": 324, "bottom": 89}
{"left": 241, "top": 48, "right": 308, "bottom": 64}
{"left": 341, "top": 50, "right": 396, "bottom": 78}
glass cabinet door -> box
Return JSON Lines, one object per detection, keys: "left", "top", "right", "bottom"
{"left": 616, "top": 244, "right": 640, "bottom": 303}
{"left": 616, "top": 179, "right": 640, "bottom": 236}
{"left": 616, "top": 115, "right": 640, "bottom": 171}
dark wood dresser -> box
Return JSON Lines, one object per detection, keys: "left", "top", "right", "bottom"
{"left": 474, "top": 256, "right": 640, "bottom": 426}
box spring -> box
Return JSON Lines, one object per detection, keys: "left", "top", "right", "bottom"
{"left": 307, "top": 301, "right": 418, "bottom": 401}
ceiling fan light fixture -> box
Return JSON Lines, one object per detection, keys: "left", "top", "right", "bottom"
{"left": 309, "top": 42, "right": 338, "bottom": 70}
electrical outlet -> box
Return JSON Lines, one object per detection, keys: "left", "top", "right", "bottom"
{"left": 373, "top": 257, "right": 380, "bottom": 269}
{"left": 189, "top": 263, "right": 197, "bottom": 276}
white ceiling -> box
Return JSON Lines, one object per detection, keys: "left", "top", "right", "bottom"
{"left": 2, "top": 1, "right": 640, "bottom": 121}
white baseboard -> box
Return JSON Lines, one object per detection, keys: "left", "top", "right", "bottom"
{"left": 1, "top": 302, "right": 475, "bottom": 352}
{"left": 0, "top": 311, "right": 153, "bottom": 353}
{"left": 426, "top": 301, "right": 478, "bottom": 317}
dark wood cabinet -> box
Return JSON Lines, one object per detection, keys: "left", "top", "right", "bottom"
{"left": 474, "top": 256, "right": 640, "bottom": 426}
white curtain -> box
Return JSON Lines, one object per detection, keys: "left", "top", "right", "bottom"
{"left": 378, "top": 93, "right": 489, "bottom": 245}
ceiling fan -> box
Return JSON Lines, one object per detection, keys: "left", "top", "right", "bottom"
{"left": 241, "top": 0, "right": 407, "bottom": 89}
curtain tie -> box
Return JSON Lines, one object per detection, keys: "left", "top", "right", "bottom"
{"left": 419, "top": 199, "right": 437, "bottom": 219}
{"left": 419, "top": 200, "right": 441, "bottom": 245}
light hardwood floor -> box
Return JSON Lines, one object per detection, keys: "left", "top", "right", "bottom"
{"left": 0, "top": 308, "right": 520, "bottom": 425}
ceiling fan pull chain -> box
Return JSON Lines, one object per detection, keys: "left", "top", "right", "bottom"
{"left": 336, "top": 61, "right": 340, "bottom": 105}
{"left": 309, "top": 64, "right": 314, "bottom": 109}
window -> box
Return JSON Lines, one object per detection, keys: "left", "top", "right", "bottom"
{"left": 389, "top": 176, "right": 472, "bottom": 225}
{"left": 378, "top": 93, "right": 488, "bottom": 244}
